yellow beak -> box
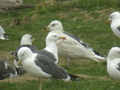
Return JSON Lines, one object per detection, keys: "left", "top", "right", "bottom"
{"left": 59, "top": 36, "right": 66, "bottom": 40}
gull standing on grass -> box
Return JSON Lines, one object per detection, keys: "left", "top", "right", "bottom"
{"left": 109, "top": 11, "right": 120, "bottom": 38}
{"left": 0, "top": 26, "right": 8, "bottom": 40}
{"left": 13, "top": 33, "right": 59, "bottom": 65}
{"left": 17, "top": 32, "right": 79, "bottom": 90}
{"left": 107, "top": 47, "right": 120, "bottom": 80}
{"left": 47, "top": 20, "right": 105, "bottom": 66}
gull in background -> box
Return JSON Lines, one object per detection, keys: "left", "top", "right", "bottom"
{"left": 0, "top": 25, "right": 8, "bottom": 40}
{"left": 109, "top": 11, "right": 120, "bottom": 38}
{"left": 17, "top": 32, "right": 79, "bottom": 90}
{"left": 107, "top": 47, "right": 120, "bottom": 80}
{"left": 47, "top": 20, "right": 105, "bottom": 66}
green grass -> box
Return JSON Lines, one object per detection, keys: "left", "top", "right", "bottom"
{"left": 0, "top": 0, "right": 120, "bottom": 90}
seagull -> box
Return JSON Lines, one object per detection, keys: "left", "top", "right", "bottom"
{"left": 17, "top": 32, "right": 78, "bottom": 90}
{"left": 47, "top": 20, "right": 105, "bottom": 66}
{"left": 12, "top": 34, "right": 37, "bottom": 68}
{"left": 0, "top": 59, "right": 25, "bottom": 80}
{"left": 13, "top": 33, "right": 58, "bottom": 67}
{"left": 109, "top": 11, "right": 120, "bottom": 38}
{"left": 107, "top": 47, "right": 120, "bottom": 80}
{"left": 0, "top": 25, "right": 8, "bottom": 40}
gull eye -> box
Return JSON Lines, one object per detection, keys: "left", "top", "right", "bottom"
{"left": 51, "top": 23, "right": 56, "bottom": 27}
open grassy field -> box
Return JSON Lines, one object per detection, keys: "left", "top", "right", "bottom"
{"left": 0, "top": 0, "right": 120, "bottom": 90}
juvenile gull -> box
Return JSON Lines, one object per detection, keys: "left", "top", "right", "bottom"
{"left": 107, "top": 47, "right": 120, "bottom": 80}
{"left": 109, "top": 11, "right": 120, "bottom": 38}
{"left": 0, "top": 26, "right": 8, "bottom": 40}
{"left": 17, "top": 32, "right": 78, "bottom": 90}
{"left": 47, "top": 20, "right": 105, "bottom": 65}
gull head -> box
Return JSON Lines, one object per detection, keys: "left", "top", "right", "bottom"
{"left": 48, "top": 20, "right": 64, "bottom": 32}
{"left": 46, "top": 32, "right": 66, "bottom": 44}
{"left": 109, "top": 11, "right": 120, "bottom": 21}
{"left": 107, "top": 47, "right": 120, "bottom": 60}
{"left": 20, "top": 34, "right": 33, "bottom": 45}
{"left": 17, "top": 47, "right": 33, "bottom": 62}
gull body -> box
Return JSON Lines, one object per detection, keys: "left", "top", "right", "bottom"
{"left": 107, "top": 47, "right": 120, "bottom": 80}
{"left": 48, "top": 20, "right": 105, "bottom": 63}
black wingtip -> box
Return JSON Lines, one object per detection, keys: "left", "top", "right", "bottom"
{"left": 69, "top": 73, "right": 80, "bottom": 81}
{"left": 93, "top": 50, "right": 104, "bottom": 57}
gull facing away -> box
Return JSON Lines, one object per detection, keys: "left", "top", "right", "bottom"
{"left": 0, "top": 26, "right": 8, "bottom": 40}
{"left": 17, "top": 32, "right": 79, "bottom": 90}
{"left": 47, "top": 20, "right": 105, "bottom": 65}
{"left": 107, "top": 47, "right": 120, "bottom": 80}
{"left": 109, "top": 11, "right": 120, "bottom": 38}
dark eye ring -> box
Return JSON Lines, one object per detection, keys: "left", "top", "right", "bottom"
{"left": 51, "top": 24, "right": 56, "bottom": 27}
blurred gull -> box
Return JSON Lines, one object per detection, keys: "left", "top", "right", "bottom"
{"left": 47, "top": 20, "right": 105, "bottom": 66}
{"left": 0, "top": 26, "right": 8, "bottom": 40}
{"left": 0, "top": 59, "right": 25, "bottom": 80}
{"left": 109, "top": 11, "right": 120, "bottom": 38}
{"left": 0, "top": 0, "right": 23, "bottom": 9}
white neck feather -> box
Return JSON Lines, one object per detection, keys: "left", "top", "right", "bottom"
{"left": 45, "top": 41, "right": 58, "bottom": 61}
{"left": 20, "top": 40, "right": 32, "bottom": 45}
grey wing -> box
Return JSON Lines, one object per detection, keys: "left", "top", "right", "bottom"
{"left": 37, "top": 49, "right": 57, "bottom": 63}
{"left": 0, "top": 26, "right": 5, "bottom": 34}
{"left": 13, "top": 45, "right": 38, "bottom": 61}
{"left": 64, "top": 32, "right": 89, "bottom": 48}
{"left": 35, "top": 55, "right": 69, "bottom": 79}
{"left": 116, "top": 63, "right": 120, "bottom": 71}
{"left": 117, "top": 25, "right": 120, "bottom": 32}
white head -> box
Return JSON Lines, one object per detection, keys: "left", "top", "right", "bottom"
{"left": 20, "top": 34, "right": 33, "bottom": 45}
{"left": 107, "top": 47, "right": 120, "bottom": 61}
{"left": 17, "top": 47, "right": 33, "bottom": 61}
{"left": 109, "top": 11, "right": 120, "bottom": 21}
{"left": 46, "top": 32, "right": 66, "bottom": 45}
{"left": 48, "top": 20, "right": 64, "bottom": 32}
